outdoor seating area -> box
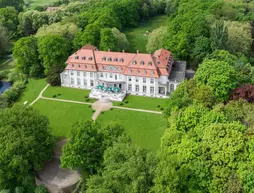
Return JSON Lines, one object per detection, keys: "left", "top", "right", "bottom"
{"left": 89, "top": 85, "right": 126, "bottom": 101}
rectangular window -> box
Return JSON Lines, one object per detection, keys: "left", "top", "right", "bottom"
{"left": 70, "top": 71, "right": 74, "bottom": 76}
{"left": 150, "top": 78, "right": 154, "bottom": 84}
{"left": 143, "top": 78, "right": 146, "bottom": 83}
{"left": 128, "top": 84, "right": 132, "bottom": 91}
{"left": 119, "top": 74, "right": 122, "bottom": 79}
{"left": 90, "top": 80, "right": 94, "bottom": 86}
{"left": 128, "top": 76, "right": 131, "bottom": 81}
{"left": 71, "top": 77, "right": 74, "bottom": 84}
{"left": 77, "top": 71, "right": 80, "bottom": 76}
{"left": 135, "top": 85, "right": 139, "bottom": 92}
{"left": 143, "top": 86, "right": 147, "bottom": 93}
{"left": 83, "top": 79, "right": 87, "bottom": 86}
{"left": 83, "top": 72, "right": 86, "bottom": 77}
{"left": 136, "top": 77, "right": 139, "bottom": 82}
{"left": 90, "top": 72, "right": 93, "bottom": 78}
{"left": 110, "top": 73, "right": 113, "bottom": 78}
{"left": 150, "top": 86, "right": 154, "bottom": 93}
{"left": 77, "top": 78, "right": 81, "bottom": 85}
{"left": 100, "top": 73, "right": 103, "bottom": 77}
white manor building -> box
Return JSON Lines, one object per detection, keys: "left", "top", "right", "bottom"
{"left": 60, "top": 44, "right": 186, "bottom": 101}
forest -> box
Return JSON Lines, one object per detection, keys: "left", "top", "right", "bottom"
{"left": 0, "top": 0, "right": 254, "bottom": 192}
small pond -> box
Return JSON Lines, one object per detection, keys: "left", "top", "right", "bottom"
{"left": 0, "top": 81, "right": 12, "bottom": 95}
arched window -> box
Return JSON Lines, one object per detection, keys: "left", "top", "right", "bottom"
{"left": 71, "top": 64, "right": 74, "bottom": 68}
{"left": 136, "top": 69, "right": 139, "bottom": 74}
{"left": 120, "top": 58, "right": 124, "bottom": 62}
{"left": 150, "top": 71, "right": 155, "bottom": 75}
{"left": 108, "top": 57, "right": 112, "bottom": 62}
{"left": 77, "top": 64, "right": 80, "bottom": 68}
{"left": 132, "top": 60, "right": 137, "bottom": 65}
{"left": 88, "top": 57, "right": 93, "bottom": 61}
{"left": 114, "top": 58, "right": 118, "bottom": 62}
{"left": 143, "top": 70, "right": 147, "bottom": 74}
{"left": 128, "top": 68, "right": 132, "bottom": 73}
{"left": 75, "top": 56, "right": 79, "bottom": 60}
{"left": 82, "top": 56, "right": 86, "bottom": 60}
{"left": 102, "top": 57, "right": 106, "bottom": 61}
{"left": 140, "top": 60, "right": 145, "bottom": 65}
{"left": 148, "top": 61, "right": 152, "bottom": 66}
{"left": 84, "top": 65, "right": 87, "bottom": 68}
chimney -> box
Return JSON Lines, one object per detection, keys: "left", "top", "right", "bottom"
{"left": 108, "top": 49, "right": 110, "bottom": 52}
{"left": 137, "top": 50, "right": 139, "bottom": 54}
{"left": 122, "top": 50, "right": 125, "bottom": 53}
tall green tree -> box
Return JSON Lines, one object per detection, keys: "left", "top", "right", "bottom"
{"left": 211, "top": 20, "right": 228, "bottom": 51}
{"left": 0, "top": 0, "right": 24, "bottom": 11}
{"left": 0, "top": 7, "right": 18, "bottom": 39}
{"left": 0, "top": 105, "right": 53, "bottom": 189}
{"left": 99, "top": 28, "right": 117, "bottom": 51}
{"left": 111, "top": 28, "right": 129, "bottom": 52}
{"left": 194, "top": 59, "right": 238, "bottom": 101}
{"left": 38, "top": 34, "right": 69, "bottom": 75}
{"left": 13, "top": 36, "right": 43, "bottom": 77}
{"left": 0, "top": 23, "right": 8, "bottom": 56}
{"left": 146, "top": 26, "right": 167, "bottom": 53}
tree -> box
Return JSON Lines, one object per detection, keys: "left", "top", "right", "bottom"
{"left": 0, "top": 0, "right": 24, "bottom": 11}
{"left": 36, "top": 22, "right": 78, "bottom": 41}
{"left": 99, "top": 28, "right": 117, "bottom": 51}
{"left": 61, "top": 121, "right": 124, "bottom": 175}
{"left": 0, "top": 105, "right": 53, "bottom": 189}
{"left": 227, "top": 21, "right": 252, "bottom": 55}
{"left": 146, "top": 26, "right": 167, "bottom": 53}
{"left": 211, "top": 20, "right": 228, "bottom": 51}
{"left": 194, "top": 59, "right": 238, "bottom": 101}
{"left": 13, "top": 36, "right": 43, "bottom": 77}
{"left": 229, "top": 84, "right": 254, "bottom": 103}
{"left": 0, "top": 23, "right": 8, "bottom": 56}
{"left": 38, "top": 34, "right": 69, "bottom": 75}
{"left": 111, "top": 28, "right": 129, "bottom": 52}
{"left": 86, "top": 136, "right": 156, "bottom": 193}
{"left": 192, "top": 36, "right": 212, "bottom": 64}
{"left": 0, "top": 7, "right": 18, "bottom": 39}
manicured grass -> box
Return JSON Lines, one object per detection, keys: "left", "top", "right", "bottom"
{"left": 43, "top": 86, "right": 96, "bottom": 103}
{"left": 113, "top": 95, "right": 168, "bottom": 111}
{"left": 28, "top": 0, "right": 58, "bottom": 7}
{"left": 18, "top": 78, "right": 47, "bottom": 105}
{"left": 97, "top": 109, "right": 166, "bottom": 151}
{"left": 33, "top": 99, "right": 94, "bottom": 137}
{"left": 124, "top": 15, "right": 169, "bottom": 53}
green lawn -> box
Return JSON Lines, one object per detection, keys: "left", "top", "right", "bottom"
{"left": 33, "top": 99, "right": 94, "bottom": 136}
{"left": 114, "top": 95, "right": 168, "bottom": 111}
{"left": 43, "top": 86, "right": 96, "bottom": 103}
{"left": 125, "top": 15, "right": 169, "bottom": 53}
{"left": 97, "top": 109, "right": 166, "bottom": 151}
{"left": 28, "top": 0, "right": 58, "bottom": 7}
{"left": 18, "top": 78, "right": 47, "bottom": 105}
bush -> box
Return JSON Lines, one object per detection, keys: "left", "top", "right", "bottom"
{"left": 110, "top": 108, "right": 113, "bottom": 110}
{"left": 84, "top": 95, "right": 89, "bottom": 99}
{"left": 88, "top": 105, "right": 91, "bottom": 108}
{"left": 160, "top": 107, "right": 164, "bottom": 111}
{"left": 92, "top": 110, "right": 96, "bottom": 113}
{"left": 85, "top": 98, "right": 90, "bottom": 102}
{"left": 52, "top": 95, "right": 57, "bottom": 98}
{"left": 58, "top": 93, "right": 61, "bottom": 96}
{"left": 120, "top": 102, "right": 124, "bottom": 106}
{"left": 157, "top": 105, "right": 161, "bottom": 108}
{"left": 101, "top": 111, "right": 104, "bottom": 114}
{"left": 124, "top": 100, "right": 129, "bottom": 104}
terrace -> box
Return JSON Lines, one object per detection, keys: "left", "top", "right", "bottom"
{"left": 89, "top": 85, "right": 126, "bottom": 101}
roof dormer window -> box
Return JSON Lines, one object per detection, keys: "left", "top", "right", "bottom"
{"left": 71, "top": 64, "right": 74, "bottom": 67}
{"left": 136, "top": 70, "right": 139, "bottom": 74}
{"left": 84, "top": 65, "right": 87, "bottom": 68}
{"left": 114, "top": 58, "right": 118, "bottom": 62}
{"left": 102, "top": 57, "right": 106, "bottom": 61}
{"left": 120, "top": 58, "right": 124, "bottom": 62}
{"left": 77, "top": 64, "right": 80, "bottom": 68}
{"left": 75, "top": 56, "right": 79, "bottom": 60}
{"left": 151, "top": 71, "right": 155, "bottom": 75}
{"left": 108, "top": 57, "right": 112, "bottom": 62}
{"left": 88, "top": 57, "right": 93, "bottom": 61}
{"left": 140, "top": 60, "right": 144, "bottom": 65}
{"left": 132, "top": 60, "right": 137, "bottom": 65}
{"left": 143, "top": 70, "right": 147, "bottom": 75}
{"left": 82, "top": 56, "right": 86, "bottom": 60}
{"left": 148, "top": 61, "right": 152, "bottom": 66}
{"left": 128, "top": 68, "right": 131, "bottom": 73}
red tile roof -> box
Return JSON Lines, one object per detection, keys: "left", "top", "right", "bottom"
{"left": 65, "top": 45, "right": 173, "bottom": 78}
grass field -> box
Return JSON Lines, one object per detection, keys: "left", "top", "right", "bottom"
{"left": 43, "top": 86, "right": 96, "bottom": 103}
{"left": 97, "top": 109, "right": 166, "bottom": 151}
{"left": 33, "top": 99, "right": 94, "bottom": 136}
{"left": 113, "top": 95, "right": 168, "bottom": 111}
{"left": 28, "top": 0, "right": 58, "bottom": 7}
{"left": 18, "top": 78, "right": 47, "bottom": 105}
{"left": 125, "top": 15, "right": 169, "bottom": 53}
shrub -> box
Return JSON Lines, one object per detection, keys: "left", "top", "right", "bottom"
{"left": 101, "top": 111, "right": 104, "bottom": 114}
{"left": 85, "top": 98, "right": 90, "bottom": 102}
{"left": 157, "top": 105, "right": 161, "bottom": 108}
{"left": 52, "top": 95, "right": 57, "bottom": 98}
{"left": 124, "top": 100, "right": 129, "bottom": 104}
{"left": 88, "top": 105, "right": 91, "bottom": 108}
{"left": 160, "top": 107, "right": 164, "bottom": 111}
{"left": 92, "top": 110, "right": 95, "bottom": 113}
{"left": 58, "top": 93, "right": 61, "bottom": 96}
{"left": 120, "top": 102, "right": 124, "bottom": 106}
{"left": 84, "top": 95, "right": 89, "bottom": 99}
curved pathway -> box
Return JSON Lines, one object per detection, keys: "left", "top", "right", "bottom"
{"left": 29, "top": 84, "right": 162, "bottom": 120}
